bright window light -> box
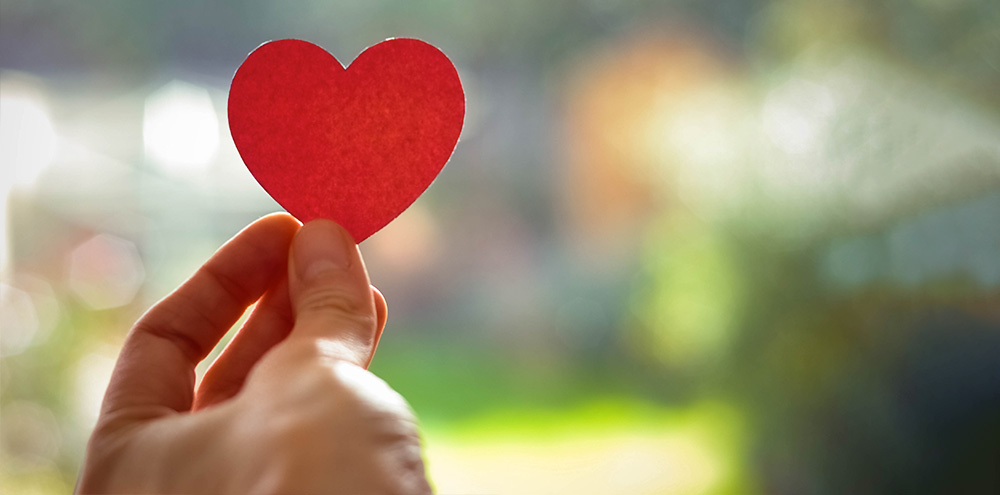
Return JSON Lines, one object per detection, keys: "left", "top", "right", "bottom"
{"left": 761, "top": 79, "right": 836, "bottom": 156}
{"left": 0, "top": 94, "right": 58, "bottom": 187}
{"left": 143, "top": 80, "right": 219, "bottom": 176}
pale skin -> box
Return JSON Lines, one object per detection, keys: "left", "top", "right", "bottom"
{"left": 76, "top": 214, "right": 433, "bottom": 494}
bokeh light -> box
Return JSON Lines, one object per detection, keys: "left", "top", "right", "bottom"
{"left": 0, "top": 89, "right": 58, "bottom": 188}
{"left": 143, "top": 80, "right": 220, "bottom": 177}
{"left": 67, "top": 234, "right": 145, "bottom": 310}
{"left": 0, "top": 284, "right": 39, "bottom": 356}
{"left": 760, "top": 78, "right": 836, "bottom": 156}
{"left": 0, "top": 275, "right": 58, "bottom": 357}
{"left": 72, "top": 348, "right": 119, "bottom": 428}
{"left": 629, "top": 217, "right": 744, "bottom": 369}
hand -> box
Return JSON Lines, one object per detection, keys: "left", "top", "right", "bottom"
{"left": 76, "top": 214, "right": 432, "bottom": 494}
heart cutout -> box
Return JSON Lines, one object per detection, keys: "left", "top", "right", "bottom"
{"left": 228, "top": 39, "right": 465, "bottom": 241}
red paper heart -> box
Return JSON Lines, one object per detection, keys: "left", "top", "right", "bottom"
{"left": 229, "top": 39, "right": 465, "bottom": 241}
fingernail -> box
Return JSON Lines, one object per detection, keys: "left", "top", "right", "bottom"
{"left": 294, "top": 220, "right": 354, "bottom": 281}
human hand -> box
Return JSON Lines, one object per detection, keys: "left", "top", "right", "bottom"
{"left": 77, "top": 214, "right": 432, "bottom": 494}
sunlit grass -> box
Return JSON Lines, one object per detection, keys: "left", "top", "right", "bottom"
{"left": 422, "top": 398, "right": 750, "bottom": 495}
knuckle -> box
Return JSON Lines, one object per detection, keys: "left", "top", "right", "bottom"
{"left": 386, "top": 442, "right": 434, "bottom": 495}
{"left": 329, "top": 363, "right": 417, "bottom": 420}
{"left": 239, "top": 362, "right": 431, "bottom": 494}
{"left": 297, "top": 284, "right": 369, "bottom": 317}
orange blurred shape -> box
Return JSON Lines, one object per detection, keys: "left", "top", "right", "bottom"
{"left": 559, "top": 29, "right": 736, "bottom": 263}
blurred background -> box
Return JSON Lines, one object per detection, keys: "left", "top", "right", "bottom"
{"left": 2, "top": 1, "right": 999, "bottom": 493}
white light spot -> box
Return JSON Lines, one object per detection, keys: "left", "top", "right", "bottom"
{"left": 74, "top": 349, "right": 118, "bottom": 428}
{"left": 143, "top": 80, "right": 219, "bottom": 176}
{"left": 0, "top": 94, "right": 58, "bottom": 187}
{"left": 761, "top": 79, "right": 836, "bottom": 156}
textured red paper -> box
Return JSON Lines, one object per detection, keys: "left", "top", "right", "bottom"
{"left": 228, "top": 39, "right": 465, "bottom": 241}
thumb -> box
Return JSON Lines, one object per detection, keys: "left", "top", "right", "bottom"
{"left": 286, "top": 219, "right": 379, "bottom": 367}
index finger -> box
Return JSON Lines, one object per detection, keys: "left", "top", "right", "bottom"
{"left": 99, "top": 213, "right": 300, "bottom": 420}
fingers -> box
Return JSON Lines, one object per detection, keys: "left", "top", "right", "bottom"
{"left": 193, "top": 276, "right": 293, "bottom": 411}
{"left": 194, "top": 282, "right": 387, "bottom": 409}
{"left": 283, "top": 219, "right": 381, "bottom": 368}
{"left": 101, "top": 213, "right": 300, "bottom": 418}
